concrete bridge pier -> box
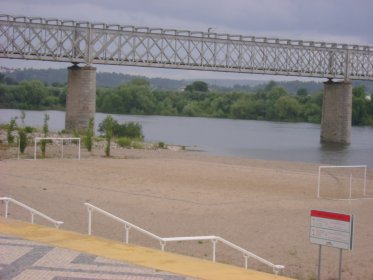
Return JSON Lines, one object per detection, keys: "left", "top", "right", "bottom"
{"left": 320, "top": 80, "right": 352, "bottom": 144}
{"left": 65, "top": 64, "right": 96, "bottom": 132}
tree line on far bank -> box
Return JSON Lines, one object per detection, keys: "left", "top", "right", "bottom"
{"left": 1, "top": 75, "right": 373, "bottom": 126}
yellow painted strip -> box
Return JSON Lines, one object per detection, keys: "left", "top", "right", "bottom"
{"left": 0, "top": 217, "right": 293, "bottom": 280}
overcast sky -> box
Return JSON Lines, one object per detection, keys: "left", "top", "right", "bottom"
{"left": 1, "top": 0, "right": 372, "bottom": 81}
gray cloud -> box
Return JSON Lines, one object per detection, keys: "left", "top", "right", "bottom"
{"left": 2, "top": 0, "right": 372, "bottom": 43}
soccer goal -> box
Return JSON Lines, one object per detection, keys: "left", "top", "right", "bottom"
{"left": 33, "top": 137, "right": 81, "bottom": 160}
{"left": 317, "top": 165, "right": 368, "bottom": 200}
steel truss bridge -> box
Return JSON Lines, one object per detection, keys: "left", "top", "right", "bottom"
{"left": 1, "top": 14, "right": 373, "bottom": 81}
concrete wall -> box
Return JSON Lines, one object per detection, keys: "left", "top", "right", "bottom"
{"left": 320, "top": 81, "right": 352, "bottom": 144}
{"left": 65, "top": 65, "right": 96, "bottom": 132}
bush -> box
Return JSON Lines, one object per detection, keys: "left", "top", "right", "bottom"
{"left": 117, "top": 137, "right": 132, "bottom": 148}
{"left": 40, "top": 113, "right": 49, "bottom": 158}
{"left": 24, "top": 126, "right": 35, "bottom": 133}
{"left": 131, "top": 141, "right": 143, "bottom": 149}
{"left": 158, "top": 141, "right": 167, "bottom": 149}
{"left": 7, "top": 117, "right": 17, "bottom": 144}
{"left": 98, "top": 118, "right": 143, "bottom": 139}
{"left": 117, "top": 122, "right": 143, "bottom": 139}
{"left": 18, "top": 129, "right": 27, "bottom": 154}
{"left": 101, "top": 115, "right": 113, "bottom": 157}
{"left": 84, "top": 118, "right": 94, "bottom": 152}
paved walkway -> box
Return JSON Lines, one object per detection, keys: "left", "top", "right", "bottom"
{"left": 0, "top": 218, "right": 293, "bottom": 280}
{"left": 0, "top": 234, "right": 195, "bottom": 280}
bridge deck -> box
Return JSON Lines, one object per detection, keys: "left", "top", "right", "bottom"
{"left": 0, "top": 217, "right": 293, "bottom": 280}
{"left": 1, "top": 14, "right": 373, "bottom": 80}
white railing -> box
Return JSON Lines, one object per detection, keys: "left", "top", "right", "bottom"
{"left": 84, "top": 202, "right": 284, "bottom": 274}
{"left": 0, "top": 197, "right": 64, "bottom": 228}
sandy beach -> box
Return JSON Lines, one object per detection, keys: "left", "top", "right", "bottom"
{"left": 1, "top": 144, "right": 372, "bottom": 280}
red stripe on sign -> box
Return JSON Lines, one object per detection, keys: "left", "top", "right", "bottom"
{"left": 311, "top": 210, "right": 351, "bottom": 222}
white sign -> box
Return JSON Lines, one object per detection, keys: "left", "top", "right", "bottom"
{"left": 310, "top": 210, "right": 353, "bottom": 250}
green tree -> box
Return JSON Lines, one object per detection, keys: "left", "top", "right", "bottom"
{"left": 114, "top": 79, "right": 155, "bottom": 114}
{"left": 18, "top": 111, "right": 28, "bottom": 154}
{"left": 7, "top": 117, "right": 17, "bottom": 144}
{"left": 304, "top": 103, "right": 321, "bottom": 123}
{"left": 182, "top": 102, "right": 202, "bottom": 117}
{"left": 265, "top": 80, "right": 277, "bottom": 91}
{"left": 100, "top": 115, "right": 113, "bottom": 157}
{"left": 296, "top": 88, "right": 310, "bottom": 104}
{"left": 230, "top": 97, "right": 256, "bottom": 119}
{"left": 274, "top": 96, "right": 301, "bottom": 121}
{"left": 184, "top": 84, "right": 194, "bottom": 92}
{"left": 184, "top": 81, "right": 209, "bottom": 92}
{"left": 20, "top": 80, "right": 48, "bottom": 107}
{"left": 18, "top": 129, "right": 27, "bottom": 154}
{"left": 268, "top": 86, "right": 288, "bottom": 100}
{"left": 84, "top": 117, "right": 94, "bottom": 152}
{"left": 193, "top": 81, "right": 208, "bottom": 92}
{"left": 352, "top": 85, "right": 369, "bottom": 125}
{"left": 40, "top": 113, "right": 49, "bottom": 158}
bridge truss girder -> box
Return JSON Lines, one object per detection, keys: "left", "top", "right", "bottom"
{"left": 1, "top": 15, "right": 373, "bottom": 80}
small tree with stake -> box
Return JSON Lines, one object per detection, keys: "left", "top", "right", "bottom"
{"left": 84, "top": 117, "right": 94, "bottom": 152}
{"left": 40, "top": 113, "right": 49, "bottom": 158}
{"left": 103, "top": 115, "right": 113, "bottom": 157}
{"left": 18, "top": 111, "right": 28, "bottom": 154}
{"left": 7, "top": 117, "right": 17, "bottom": 144}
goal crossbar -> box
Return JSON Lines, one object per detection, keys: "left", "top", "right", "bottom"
{"left": 34, "top": 137, "right": 81, "bottom": 160}
{"left": 317, "top": 165, "right": 367, "bottom": 199}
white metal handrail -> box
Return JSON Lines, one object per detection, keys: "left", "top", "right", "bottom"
{"left": 0, "top": 197, "right": 64, "bottom": 228}
{"left": 84, "top": 202, "right": 284, "bottom": 274}
{"left": 85, "top": 203, "right": 162, "bottom": 242}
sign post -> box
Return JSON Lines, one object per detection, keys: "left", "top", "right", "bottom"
{"left": 310, "top": 210, "right": 354, "bottom": 280}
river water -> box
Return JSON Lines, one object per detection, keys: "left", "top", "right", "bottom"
{"left": 1, "top": 109, "right": 373, "bottom": 167}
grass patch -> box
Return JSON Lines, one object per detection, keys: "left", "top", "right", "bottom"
{"left": 116, "top": 137, "right": 144, "bottom": 149}
{"left": 131, "top": 141, "right": 143, "bottom": 149}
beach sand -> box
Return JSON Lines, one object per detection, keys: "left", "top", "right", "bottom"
{"left": 1, "top": 146, "right": 373, "bottom": 279}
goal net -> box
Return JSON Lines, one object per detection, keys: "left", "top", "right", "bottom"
{"left": 33, "top": 137, "right": 81, "bottom": 160}
{"left": 317, "top": 165, "right": 368, "bottom": 200}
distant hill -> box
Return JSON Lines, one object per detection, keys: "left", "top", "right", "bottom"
{"left": 6, "top": 68, "right": 68, "bottom": 85}
{"left": 3, "top": 68, "right": 188, "bottom": 89}
{"left": 3, "top": 67, "right": 373, "bottom": 94}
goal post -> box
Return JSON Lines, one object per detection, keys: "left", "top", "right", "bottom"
{"left": 33, "top": 137, "right": 81, "bottom": 160}
{"left": 317, "top": 165, "right": 367, "bottom": 199}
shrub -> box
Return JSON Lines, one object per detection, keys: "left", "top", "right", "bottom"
{"left": 18, "top": 129, "right": 27, "bottom": 154}
{"left": 117, "top": 137, "right": 132, "bottom": 148}
{"left": 131, "top": 141, "right": 143, "bottom": 149}
{"left": 158, "top": 141, "right": 166, "bottom": 149}
{"left": 7, "top": 117, "right": 17, "bottom": 144}
{"left": 84, "top": 118, "right": 94, "bottom": 152}
{"left": 40, "top": 113, "right": 49, "bottom": 158}
{"left": 24, "top": 126, "right": 35, "bottom": 133}
{"left": 98, "top": 118, "right": 143, "bottom": 139}
{"left": 102, "top": 115, "right": 113, "bottom": 157}
{"left": 116, "top": 122, "right": 143, "bottom": 139}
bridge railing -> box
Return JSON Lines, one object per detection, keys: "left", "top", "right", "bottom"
{"left": 0, "top": 197, "right": 64, "bottom": 229}
{"left": 1, "top": 14, "right": 373, "bottom": 80}
{"left": 84, "top": 202, "right": 284, "bottom": 274}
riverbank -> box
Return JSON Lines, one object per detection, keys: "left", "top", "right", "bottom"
{"left": 1, "top": 141, "right": 373, "bottom": 279}
{"left": 2, "top": 109, "right": 373, "bottom": 167}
